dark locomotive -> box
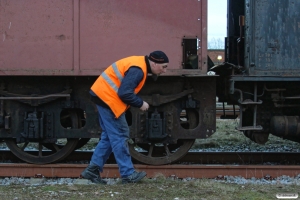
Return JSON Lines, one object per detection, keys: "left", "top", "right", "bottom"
{"left": 0, "top": 0, "right": 299, "bottom": 165}
{"left": 212, "top": 0, "right": 300, "bottom": 145}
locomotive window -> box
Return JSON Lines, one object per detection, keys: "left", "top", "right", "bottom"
{"left": 182, "top": 38, "right": 198, "bottom": 69}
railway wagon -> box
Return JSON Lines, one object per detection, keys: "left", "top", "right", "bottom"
{"left": 2, "top": 0, "right": 299, "bottom": 165}
{"left": 213, "top": 0, "right": 300, "bottom": 145}
{"left": 0, "top": 0, "right": 216, "bottom": 164}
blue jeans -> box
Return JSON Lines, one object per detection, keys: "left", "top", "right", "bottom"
{"left": 90, "top": 104, "right": 135, "bottom": 177}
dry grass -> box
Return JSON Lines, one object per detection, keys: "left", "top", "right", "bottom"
{"left": 0, "top": 178, "right": 298, "bottom": 200}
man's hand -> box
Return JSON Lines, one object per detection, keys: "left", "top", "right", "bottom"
{"left": 140, "top": 101, "right": 149, "bottom": 111}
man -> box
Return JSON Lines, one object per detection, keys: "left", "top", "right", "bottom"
{"left": 81, "top": 51, "right": 169, "bottom": 184}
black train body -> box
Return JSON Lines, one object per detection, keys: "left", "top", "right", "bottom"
{"left": 213, "top": 0, "right": 300, "bottom": 144}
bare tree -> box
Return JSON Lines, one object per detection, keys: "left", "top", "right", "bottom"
{"left": 208, "top": 37, "right": 224, "bottom": 49}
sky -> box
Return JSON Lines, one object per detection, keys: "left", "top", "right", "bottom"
{"left": 207, "top": 0, "right": 227, "bottom": 42}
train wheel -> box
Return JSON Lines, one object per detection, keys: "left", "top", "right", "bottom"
{"left": 5, "top": 110, "right": 83, "bottom": 164}
{"left": 134, "top": 142, "right": 183, "bottom": 153}
{"left": 5, "top": 138, "right": 78, "bottom": 164}
{"left": 61, "top": 110, "right": 90, "bottom": 150}
{"left": 129, "top": 139, "right": 195, "bottom": 165}
{"left": 129, "top": 108, "right": 197, "bottom": 165}
{"left": 43, "top": 110, "right": 90, "bottom": 151}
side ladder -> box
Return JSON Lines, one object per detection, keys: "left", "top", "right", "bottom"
{"left": 236, "top": 82, "right": 263, "bottom": 131}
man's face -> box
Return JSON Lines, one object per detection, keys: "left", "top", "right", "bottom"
{"left": 151, "top": 62, "right": 168, "bottom": 75}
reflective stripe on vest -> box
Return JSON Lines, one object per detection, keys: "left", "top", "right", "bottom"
{"left": 112, "top": 63, "right": 123, "bottom": 82}
{"left": 101, "top": 62, "right": 123, "bottom": 93}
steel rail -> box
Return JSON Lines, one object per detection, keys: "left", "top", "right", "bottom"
{"left": 0, "top": 163, "right": 299, "bottom": 179}
{"left": 1, "top": 150, "right": 300, "bottom": 165}
{"left": 0, "top": 94, "right": 70, "bottom": 100}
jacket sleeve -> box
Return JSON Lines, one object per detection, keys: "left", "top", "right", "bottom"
{"left": 118, "top": 67, "right": 144, "bottom": 108}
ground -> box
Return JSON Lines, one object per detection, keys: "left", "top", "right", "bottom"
{"left": 0, "top": 177, "right": 298, "bottom": 200}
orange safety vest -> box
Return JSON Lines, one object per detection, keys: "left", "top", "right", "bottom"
{"left": 91, "top": 56, "right": 147, "bottom": 118}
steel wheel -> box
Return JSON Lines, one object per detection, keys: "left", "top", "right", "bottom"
{"left": 135, "top": 142, "right": 183, "bottom": 153}
{"left": 5, "top": 138, "right": 78, "bottom": 164}
{"left": 129, "top": 108, "right": 197, "bottom": 165}
{"left": 43, "top": 110, "right": 90, "bottom": 151}
{"left": 61, "top": 110, "right": 90, "bottom": 149}
{"left": 5, "top": 110, "right": 81, "bottom": 164}
{"left": 129, "top": 139, "right": 195, "bottom": 165}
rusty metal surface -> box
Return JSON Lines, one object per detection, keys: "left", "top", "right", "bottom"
{"left": 245, "top": 0, "right": 300, "bottom": 76}
{"left": 0, "top": 163, "right": 299, "bottom": 179}
{"left": 0, "top": 0, "right": 74, "bottom": 74}
{"left": 0, "top": 0, "right": 207, "bottom": 76}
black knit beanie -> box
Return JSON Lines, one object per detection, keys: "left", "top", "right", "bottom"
{"left": 149, "top": 51, "right": 169, "bottom": 63}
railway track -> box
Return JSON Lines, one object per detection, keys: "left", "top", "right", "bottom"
{"left": 2, "top": 150, "right": 300, "bottom": 165}
{"left": 0, "top": 150, "right": 299, "bottom": 179}
{"left": 0, "top": 163, "right": 299, "bottom": 179}
{"left": 70, "top": 151, "right": 300, "bottom": 165}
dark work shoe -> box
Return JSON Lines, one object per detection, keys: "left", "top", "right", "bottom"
{"left": 80, "top": 164, "right": 106, "bottom": 184}
{"left": 122, "top": 171, "right": 147, "bottom": 184}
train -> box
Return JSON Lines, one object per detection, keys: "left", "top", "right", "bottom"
{"left": 0, "top": 0, "right": 299, "bottom": 165}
